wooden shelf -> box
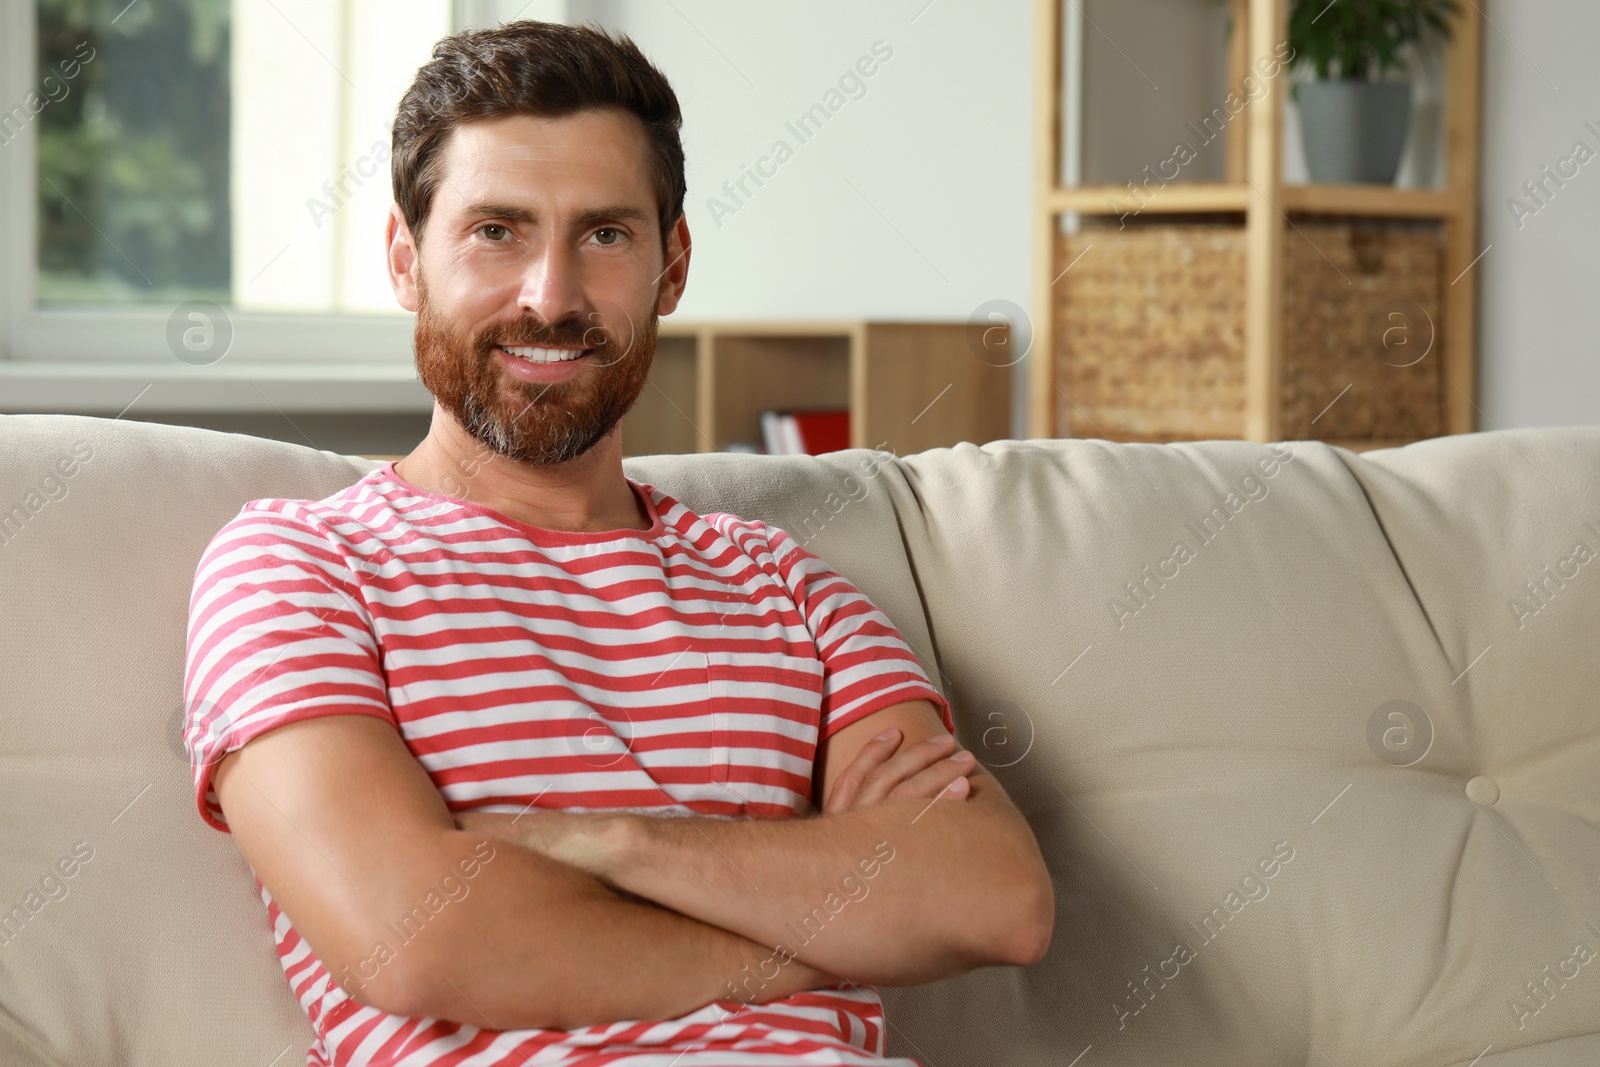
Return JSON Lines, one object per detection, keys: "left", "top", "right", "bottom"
{"left": 1279, "top": 184, "right": 1464, "bottom": 219}
{"left": 1047, "top": 182, "right": 1462, "bottom": 220}
{"left": 1047, "top": 183, "right": 1250, "bottom": 215}
{"left": 617, "top": 321, "right": 1011, "bottom": 458}
{"left": 1030, "top": 0, "right": 1484, "bottom": 446}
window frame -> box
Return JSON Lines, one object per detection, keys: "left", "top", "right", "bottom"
{"left": 1, "top": 0, "right": 421, "bottom": 374}
{"left": 2, "top": 0, "right": 587, "bottom": 412}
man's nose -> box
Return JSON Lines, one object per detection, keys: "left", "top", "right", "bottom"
{"left": 515, "top": 239, "right": 586, "bottom": 330}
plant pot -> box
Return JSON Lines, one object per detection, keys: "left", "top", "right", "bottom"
{"left": 1297, "top": 80, "right": 1413, "bottom": 185}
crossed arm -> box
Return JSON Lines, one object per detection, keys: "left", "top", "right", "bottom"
{"left": 211, "top": 698, "right": 1053, "bottom": 1032}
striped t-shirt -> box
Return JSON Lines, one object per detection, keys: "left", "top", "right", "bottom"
{"left": 182, "top": 460, "right": 952, "bottom": 1067}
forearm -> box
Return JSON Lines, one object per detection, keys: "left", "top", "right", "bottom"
{"left": 558, "top": 779, "right": 1052, "bottom": 984}
{"left": 385, "top": 829, "right": 833, "bottom": 1030}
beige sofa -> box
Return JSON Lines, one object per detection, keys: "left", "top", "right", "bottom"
{"left": 2, "top": 411, "right": 1598, "bottom": 1067}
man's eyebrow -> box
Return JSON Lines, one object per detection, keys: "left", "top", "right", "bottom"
{"left": 573, "top": 204, "right": 653, "bottom": 229}
{"left": 463, "top": 203, "right": 652, "bottom": 229}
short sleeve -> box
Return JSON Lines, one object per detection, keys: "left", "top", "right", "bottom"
{"left": 182, "top": 504, "right": 398, "bottom": 833}
{"left": 762, "top": 523, "right": 954, "bottom": 741}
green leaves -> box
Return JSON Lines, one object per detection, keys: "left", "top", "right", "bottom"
{"left": 1288, "top": 0, "right": 1458, "bottom": 82}
{"left": 36, "top": 0, "right": 232, "bottom": 303}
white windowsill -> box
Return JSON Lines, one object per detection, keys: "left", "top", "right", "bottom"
{"left": 0, "top": 360, "right": 432, "bottom": 414}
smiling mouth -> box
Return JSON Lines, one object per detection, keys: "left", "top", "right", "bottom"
{"left": 498, "top": 345, "right": 593, "bottom": 365}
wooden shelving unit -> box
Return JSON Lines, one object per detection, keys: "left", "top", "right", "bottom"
{"left": 619, "top": 321, "right": 1010, "bottom": 458}
{"left": 1029, "top": 0, "right": 1484, "bottom": 446}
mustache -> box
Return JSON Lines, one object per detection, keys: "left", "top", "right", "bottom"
{"left": 481, "top": 317, "right": 617, "bottom": 352}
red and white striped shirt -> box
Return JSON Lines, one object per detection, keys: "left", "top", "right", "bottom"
{"left": 183, "top": 461, "right": 952, "bottom": 1067}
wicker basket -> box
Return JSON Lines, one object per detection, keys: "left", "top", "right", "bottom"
{"left": 1054, "top": 217, "right": 1444, "bottom": 442}
{"left": 1281, "top": 220, "right": 1443, "bottom": 439}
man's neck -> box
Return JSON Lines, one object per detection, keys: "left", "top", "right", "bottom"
{"left": 395, "top": 408, "right": 650, "bottom": 534}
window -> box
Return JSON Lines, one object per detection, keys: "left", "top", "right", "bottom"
{"left": 0, "top": 0, "right": 542, "bottom": 369}
{"left": 35, "top": 0, "right": 232, "bottom": 307}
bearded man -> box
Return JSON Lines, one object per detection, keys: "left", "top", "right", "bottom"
{"left": 183, "top": 19, "right": 1052, "bottom": 1067}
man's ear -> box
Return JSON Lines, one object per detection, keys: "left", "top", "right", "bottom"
{"left": 387, "top": 203, "right": 421, "bottom": 313}
{"left": 654, "top": 213, "right": 691, "bottom": 317}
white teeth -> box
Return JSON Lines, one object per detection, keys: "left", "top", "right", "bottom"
{"left": 503, "top": 345, "right": 589, "bottom": 364}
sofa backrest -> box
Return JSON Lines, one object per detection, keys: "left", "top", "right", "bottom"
{"left": 867, "top": 430, "right": 1600, "bottom": 1066}
{"left": 1, "top": 413, "right": 1597, "bottom": 1067}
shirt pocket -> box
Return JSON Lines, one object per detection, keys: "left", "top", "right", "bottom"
{"left": 706, "top": 647, "right": 826, "bottom": 816}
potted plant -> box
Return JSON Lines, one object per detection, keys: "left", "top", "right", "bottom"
{"left": 1288, "top": 0, "right": 1457, "bottom": 184}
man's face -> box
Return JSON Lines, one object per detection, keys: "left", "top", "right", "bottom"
{"left": 400, "top": 109, "right": 681, "bottom": 466}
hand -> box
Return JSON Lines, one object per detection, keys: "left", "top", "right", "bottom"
{"left": 823, "top": 729, "right": 976, "bottom": 815}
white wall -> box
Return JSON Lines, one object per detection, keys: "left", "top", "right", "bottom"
{"left": 608, "top": 1, "right": 1033, "bottom": 321}
{"left": 600, "top": 0, "right": 1035, "bottom": 436}
{"left": 1477, "top": 0, "right": 1600, "bottom": 431}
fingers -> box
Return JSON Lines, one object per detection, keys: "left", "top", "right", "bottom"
{"left": 886, "top": 748, "right": 975, "bottom": 804}
{"left": 825, "top": 728, "right": 905, "bottom": 815}
{"left": 852, "top": 733, "right": 974, "bottom": 809}
{"left": 826, "top": 729, "right": 981, "bottom": 815}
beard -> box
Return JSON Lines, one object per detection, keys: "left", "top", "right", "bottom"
{"left": 412, "top": 274, "right": 659, "bottom": 466}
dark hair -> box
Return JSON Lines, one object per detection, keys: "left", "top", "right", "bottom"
{"left": 392, "top": 20, "right": 685, "bottom": 252}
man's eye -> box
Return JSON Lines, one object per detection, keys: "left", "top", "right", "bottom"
{"left": 592, "top": 227, "right": 622, "bottom": 246}
{"left": 480, "top": 223, "right": 511, "bottom": 242}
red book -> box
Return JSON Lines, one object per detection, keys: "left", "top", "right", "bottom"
{"left": 789, "top": 409, "right": 850, "bottom": 455}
